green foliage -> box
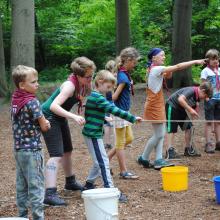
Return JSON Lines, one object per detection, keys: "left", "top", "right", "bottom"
{"left": 1, "top": 0, "right": 220, "bottom": 85}
{"left": 39, "top": 66, "right": 69, "bottom": 83}
{"left": 192, "top": 65, "right": 203, "bottom": 83}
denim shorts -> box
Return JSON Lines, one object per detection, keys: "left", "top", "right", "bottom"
{"left": 204, "top": 99, "right": 220, "bottom": 120}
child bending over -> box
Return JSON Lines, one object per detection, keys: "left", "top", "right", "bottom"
{"left": 166, "top": 82, "right": 213, "bottom": 159}
{"left": 82, "top": 70, "right": 142, "bottom": 202}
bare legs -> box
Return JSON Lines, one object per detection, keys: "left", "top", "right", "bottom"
{"left": 45, "top": 152, "right": 73, "bottom": 188}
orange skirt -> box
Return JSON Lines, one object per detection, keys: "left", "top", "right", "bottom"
{"left": 143, "top": 88, "right": 166, "bottom": 122}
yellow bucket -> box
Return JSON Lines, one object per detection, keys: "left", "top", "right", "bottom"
{"left": 161, "top": 166, "right": 188, "bottom": 192}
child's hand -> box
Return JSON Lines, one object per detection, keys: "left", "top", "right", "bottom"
{"left": 105, "top": 116, "right": 113, "bottom": 122}
{"left": 135, "top": 116, "right": 142, "bottom": 123}
{"left": 189, "top": 108, "right": 199, "bottom": 119}
{"left": 195, "top": 59, "right": 206, "bottom": 65}
{"left": 73, "top": 115, "right": 85, "bottom": 126}
{"left": 45, "top": 120, "right": 51, "bottom": 130}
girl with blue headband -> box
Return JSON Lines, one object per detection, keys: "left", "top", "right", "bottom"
{"left": 137, "top": 48, "right": 205, "bottom": 169}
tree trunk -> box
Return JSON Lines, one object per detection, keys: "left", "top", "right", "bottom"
{"left": 10, "top": 0, "right": 35, "bottom": 71}
{"left": 115, "top": 0, "right": 131, "bottom": 55}
{"left": 0, "top": 15, "right": 8, "bottom": 97}
{"left": 172, "top": 0, "right": 192, "bottom": 88}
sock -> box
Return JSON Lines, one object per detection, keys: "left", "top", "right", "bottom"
{"left": 65, "top": 175, "right": 75, "bottom": 184}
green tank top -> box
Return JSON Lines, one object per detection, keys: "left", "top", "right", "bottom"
{"left": 42, "top": 87, "right": 79, "bottom": 120}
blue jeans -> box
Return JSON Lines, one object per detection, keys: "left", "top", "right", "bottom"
{"left": 204, "top": 99, "right": 220, "bottom": 120}
{"left": 14, "top": 149, "right": 44, "bottom": 220}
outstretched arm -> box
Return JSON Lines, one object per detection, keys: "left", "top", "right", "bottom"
{"left": 162, "top": 59, "right": 206, "bottom": 75}
{"left": 96, "top": 96, "right": 140, "bottom": 123}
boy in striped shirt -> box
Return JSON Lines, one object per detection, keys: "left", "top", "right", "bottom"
{"left": 82, "top": 70, "right": 142, "bottom": 202}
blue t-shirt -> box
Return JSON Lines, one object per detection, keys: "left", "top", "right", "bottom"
{"left": 11, "top": 99, "right": 43, "bottom": 150}
{"left": 114, "top": 71, "right": 131, "bottom": 111}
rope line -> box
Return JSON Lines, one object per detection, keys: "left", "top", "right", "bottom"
{"left": 111, "top": 119, "right": 220, "bottom": 123}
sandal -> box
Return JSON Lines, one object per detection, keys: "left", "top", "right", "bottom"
{"left": 119, "top": 171, "right": 139, "bottom": 179}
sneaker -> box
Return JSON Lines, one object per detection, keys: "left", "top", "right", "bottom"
{"left": 64, "top": 175, "right": 84, "bottom": 191}
{"left": 119, "top": 192, "right": 127, "bottom": 203}
{"left": 84, "top": 181, "right": 95, "bottom": 190}
{"left": 137, "top": 155, "right": 154, "bottom": 168}
{"left": 205, "top": 142, "right": 215, "bottom": 154}
{"left": 154, "top": 159, "right": 174, "bottom": 170}
{"left": 166, "top": 147, "right": 181, "bottom": 160}
{"left": 44, "top": 188, "right": 66, "bottom": 206}
{"left": 126, "top": 144, "right": 132, "bottom": 148}
{"left": 105, "top": 144, "right": 113, "bottom": 149}
{"left": 216, "top": 142, "right": 220, "bottom": 151}
{"left": 119, "top": 171, "right": 139, "bottom": 179}
{"left": 184, "top": 146, "right": 201, "bottom": 157}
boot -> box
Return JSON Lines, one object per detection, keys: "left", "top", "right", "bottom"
{"left": 44, "top": 187, "right": 66, "bottom": 206}
{"left": 84, "top": 181, "right": 95, "bottom": 190}
{"left": 64, "top": 175, "right": 84, "bottom": 191}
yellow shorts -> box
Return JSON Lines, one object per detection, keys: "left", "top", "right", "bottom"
{"left": 115, "top": 126, "right": 134, "bottom": 150}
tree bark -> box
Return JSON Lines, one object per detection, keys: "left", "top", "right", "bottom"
{"left": 115, "top": 0, "right": 131, "bottom": 55}
{"left": 172, "top": 0, "right": 192, "bottom": 88}
{"left": 0, "top": 15, "right": 8, "bottom": 97}
{"left": 10, "top": 0, "right": 35, "bottom": 71}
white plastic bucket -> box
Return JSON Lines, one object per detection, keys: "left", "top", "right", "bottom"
{"left": 82, "top": 188, "right": 120, "bottom": 220}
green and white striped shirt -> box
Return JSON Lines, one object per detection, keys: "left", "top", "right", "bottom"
{"left": 82, "top": 91, "right": 136, "bottom": 138}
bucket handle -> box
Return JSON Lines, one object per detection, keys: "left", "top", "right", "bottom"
{"left": 105, "top": 213, "right": 118, "bottom": 220}
{"left": 87, "top": 198, "right": 119, "bottom": 219}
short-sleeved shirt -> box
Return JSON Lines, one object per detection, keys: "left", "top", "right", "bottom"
{"left": 147, "top": 66, "right": 165, "bottom": 93}
{"left": 12, "top": 99, "right": 43, "bottom": 150}
{"left": 200, "top": 67, "right": 220, "bottom": 100}
{"left": 144, "top": 66, "right": 166, "bottom": 121}
{"left": 114, "top": 71, "right": 131, "bottom": 111}
{"left": 167, "top": 87, "right": 198, "bottom": 112}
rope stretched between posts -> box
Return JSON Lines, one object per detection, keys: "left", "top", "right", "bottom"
{"left": 111, "top": 119, "right": 220, "bottom": 123}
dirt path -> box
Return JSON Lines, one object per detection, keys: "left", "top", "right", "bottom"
{"left": 0, "top": 88, "right": 220, "bottom": 219}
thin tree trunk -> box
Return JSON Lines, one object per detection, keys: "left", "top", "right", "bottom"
{"left": 115, "top": 0, "right": 131, "bottom": 55}
{"left": 10, "top": 0, "right": 35, "bottom": 71}
{"left": 172, "top": 0, "right": 192, "bottom": 88}
{"left": 0, "top": 15, "right": 8, "bottom": 96}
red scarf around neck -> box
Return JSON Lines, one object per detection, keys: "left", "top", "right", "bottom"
{"left": 119, "top": 67, "right": 134, "bottom": 96}
{"left": 68, "top": 74, "right": 87, "bottom": 114}
{"left": 11, "top": 89, "right": 36, "bottom": 115}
